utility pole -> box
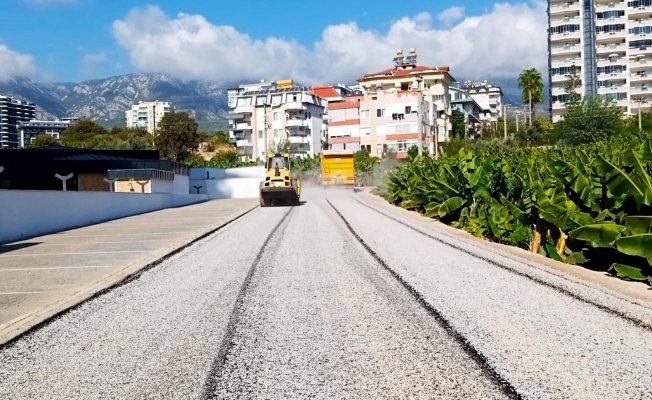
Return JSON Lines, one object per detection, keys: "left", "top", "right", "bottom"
{"left": 503, "top": 103, "right": 507, "bottom": 140}
{"left": 416, "top": 76, "right": 423, "bottom": 156}
{"left": 528, "top": 89, "right": 532, "bottom": 125}
{"left": 515, "top": 113, "right": 519, "bottom": 132}
{"left": 639, "top": 99, "right": 643, "bottom": 131}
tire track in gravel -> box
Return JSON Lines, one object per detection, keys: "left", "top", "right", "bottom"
{"left": 330, "top": 193, "right": 652, "bottom": 399}
{"left": 204, "top": 194, "right": 509, "bottom": 399}
{"left": 200, "top": 206, "right": 295, "bottom": 399}
{"left": 0, "top": 206, "right": 291, "bottom": 400}
{"left": 325, "top": 198, "right": 522, "bottom": 400}
{"left": 350, "top": 195, "right": 652, "bottom": 331}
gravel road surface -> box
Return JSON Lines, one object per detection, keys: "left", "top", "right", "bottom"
{"left": 327, "top": 192, "right": 652, "bottom": 400}
{"left": 1, "top": 188, "right": 652, "bottom": 400}
{"left": 204, "top": 195, "right": 507, "bottom": 399}
{"left": 0, "top": 207, "right": 289, "bottom": 400}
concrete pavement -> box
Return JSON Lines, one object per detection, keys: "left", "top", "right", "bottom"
{"left": 0, "top": 199, "right": 257, "bottom": 344}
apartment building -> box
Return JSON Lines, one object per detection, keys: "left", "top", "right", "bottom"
{"left": 227, "top": 80, "right": 326, "bottom": 159}
{"left": 310, "top": 84, "right": 362, "bottom": 144}
{"left": 324, "top": 49, "right": 450, "bottom": 158}
{"left": 18, "top": 118, "right": 79, "bottom": 147}
{"left": 356, "top": 49, "right": 453, "bottom": 155}
{"left": 125, "top": 101, "right": 173, "bottom": 133}
{"left": 457, "top": 81, "right": 504, "bottom": 122}
{"left": 547, "top": 0, "right": 652, "bottom": 121}
{"left": 450, "top": 87, "right": 484, "bottom": 137}
{"left": 0, "top": 95, "right": 37, "bottom": 149}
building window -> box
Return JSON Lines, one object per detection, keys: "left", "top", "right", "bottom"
{"left": 273, "top": 112, "right": 279, "bottom": 121}
{"left": 360, "top": 109, "right": 369, "bottom": 118}
{"left": 401, "top": 83, "right": 409, "bottom": 91}
{"left": 258, "top": 130, "right": 263, "bottom": 139}
{"left": 405, "top": 106, "right": 412, "bottom": 114}
{"left": 377, "top": 144, "right": 383, "bottom": 154}
{"left": 377, "top": 109, "right": 385, "bottom": 117}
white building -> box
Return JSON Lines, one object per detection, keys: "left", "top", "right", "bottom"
{"left": 18, "top": 118, "right": 79, "bottom": 147}
{"left": 547, "top": 0, "right": 651, "bottom": 121}
{"left": 227, "top": 80, "right": 326, "bottom": 160}
{"left": 457, "top": 81, "right": 504, "bottom": 122}
{"left": 125, "top": 101, "right": 173, "bottom": 133}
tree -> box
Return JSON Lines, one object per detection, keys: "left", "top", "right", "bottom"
{"left": 451, "top": 109, "right": 466, "bottom": 138}
{"left": 155, "top": 112, "right": 201, "bottom": 161}
{"left": 60, "top": 119, "right": 108, "bottom": 147}
{"left": 555, "top": 95, "right": 624, "bottom": 144}
{"left": 213, "top": 131, "right": 230, "bottom": 144}
{"left": 564, "top": 63, "right": 582, "bottom": 103}
{"left": 518, "top": 68, "right": 544, "bottom": 122}
{"left": 26, "top": 134, "right": 58, "bottom": 148}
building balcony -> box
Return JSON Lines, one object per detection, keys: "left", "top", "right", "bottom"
{"left": 551, "top": 44, "right": 582, "bottom": 56}
{"left": 236, "top": 139, "right": 253, "bottom": 147}
{"left": 597, "top": 57, "right": 628, "bottom": 66}
{"left": 630, "top": 87, "right": 651, "bottom": 95}
{"left": 630, "top": 74, "right": 652, "bottom": 83}
{"left": 629, "top": 46, "right": 652, "bottom": 58}
{"left": 629, "top": 6, "right": 652, "bottom": 19}
{"left": 284, "top": 102, "right": 306, "bottom": 110}
{"left": 595, "top": 2, "right": 627, "bottom": 11}
{"left": 551, "top": 74, "right": 569, "bottom": 83}
{"left": 598, "top": 72, "right": 628, "bottom": 80}
{"left": 288, "top": 135, "right": 311, "bottom": 144}
{"left": 286, "top": 119, "right": 308, "bottom": 127}
{"left": 596, "top": 43, "right": 627, "bottom": 55}
{"left": 596, "top": 16, "right": 626, "bottom": 26}
{"left": 550, "top": 58, "right": 581, "bottom": 67}
{"left": 549, "top": 2, "right": 581, "bottom": 14}
{"left": 235, "top": 121, "right": 252, "bottom": 130}
{"left": 552, "top": 102, "right": 567, "bottom": 110}
{"left": 551, "top": 31, "right": 582, "bottom": 42}
{"left": 550, "top": 16, "right": 580, "bottom": 26}
{"left": 233, "top": 105, "right": 253, "bottom": 114}
{"left": 597, "top": 30, "right": 627, "bottom": 40}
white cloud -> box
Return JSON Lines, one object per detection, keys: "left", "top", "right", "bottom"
{"left": 437, "top": 7, "right": 465, "bottom": 25}
{"left": 0, "top": 44, "right": 37, "bottom": 81}
{"left": 83, "top": 52, "right": 107, "bottom": 65}
{"left": 113, "top": 2, "right": 547, "bottom": 84}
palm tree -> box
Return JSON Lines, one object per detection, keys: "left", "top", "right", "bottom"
{"left": 518, "top": 68, "right": 544, "bottom": 124}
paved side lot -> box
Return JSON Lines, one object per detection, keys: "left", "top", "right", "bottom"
{"left": 0, "top": 199, "right": 257, "bottom": 344}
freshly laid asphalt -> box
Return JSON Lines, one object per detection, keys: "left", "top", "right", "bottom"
{"left": 1, "top": 189, "right": 651, "bottom": 399}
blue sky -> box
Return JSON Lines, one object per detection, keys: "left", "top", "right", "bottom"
{"left": 1, "top": 0, "right": 547, "bottom": 84}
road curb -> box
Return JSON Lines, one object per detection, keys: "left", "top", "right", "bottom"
{"left": 0, "top": 204, "right": 258, "bottom": 347}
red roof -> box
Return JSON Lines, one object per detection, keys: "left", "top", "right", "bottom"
{"left": 310, "top": 86, "right": 340, "bottom": 99}
{"left": 357, "top": 65, "right": 452, "bottom": 82}
{"left": 329, "top": 101, "right": 360, "bottom": 110}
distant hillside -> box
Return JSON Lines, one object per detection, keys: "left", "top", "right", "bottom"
{"left": 0, "top": 73, "right": 240, "bottom": 131}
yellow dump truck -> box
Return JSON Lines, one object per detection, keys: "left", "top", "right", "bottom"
{"left": 320, "top": 150, "right": 355, "bottom": 187}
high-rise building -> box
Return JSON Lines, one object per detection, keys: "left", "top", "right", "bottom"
{"left": 0, "top": 95, "right": 37, "bottom": 149}
{"left": 227, "top": 80, "right": 326, "bottom": 160}
{"left": 546, "top": 0, "right": 652, "bottom": 122}
{"left": 125, "top": 101, "right": 173, "bottom": 133}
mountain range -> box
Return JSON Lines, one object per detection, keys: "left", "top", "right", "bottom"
{"left": 0, "top": 73, "right": 548, "bottom": 132}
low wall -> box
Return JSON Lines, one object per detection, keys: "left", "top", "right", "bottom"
{"left": 0, "top": 190, "right": 208, "bottom": 244}
{"left": 190, "top": 167, "right": 265, "bottom": 199}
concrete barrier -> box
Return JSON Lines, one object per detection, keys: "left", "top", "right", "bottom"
{"left": 190, "top": 167, "right": 265, "bottom": 199}
{"left": 0, "top": 190, "right": 208, "bottom": 244}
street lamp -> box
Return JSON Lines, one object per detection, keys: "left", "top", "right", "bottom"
{"left": 415, "top": 76, "right": 424, "bottom": 156}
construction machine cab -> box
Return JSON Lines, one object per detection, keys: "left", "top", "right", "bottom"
{"left": 259, "top": 152, "right": 301, "bottom": 207}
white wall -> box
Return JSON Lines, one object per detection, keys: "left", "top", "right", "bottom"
{"left": 173, "top": 174, "right": 189, "bottom": 194}
{"left": 0, "top": 190, "right": 208, "bottom": 244}
{"left": 151, "top": 179, "right": 173, "bottom": 194}
{"left": 190, "top": 166, "right": 265, "bottom": 199}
